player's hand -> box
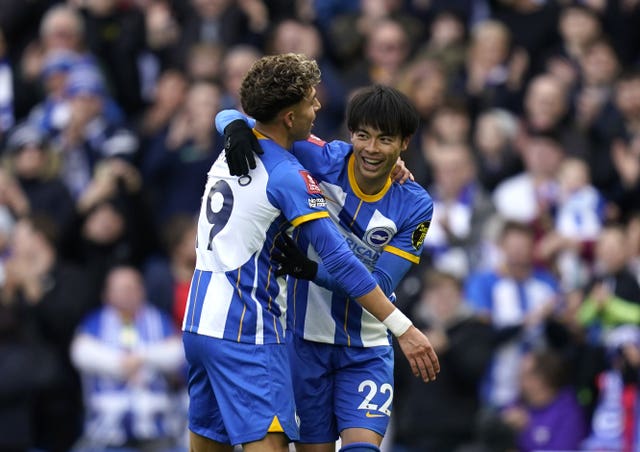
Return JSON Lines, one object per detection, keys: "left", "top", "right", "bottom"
{"left": 390, "top": 157, "right": 414, "bottom": 184}
{"left": 224, "top": 119, "right": 263, "bottom": 176}
{"left": 397, "top": 325, "right": 440, "bottom": 383}
{"left": 273, "top": 233, "right": 318, "bottom": 280}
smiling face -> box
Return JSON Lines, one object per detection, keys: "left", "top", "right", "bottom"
{"left": 350, "top": 125, "right": 408, "bottom": 194}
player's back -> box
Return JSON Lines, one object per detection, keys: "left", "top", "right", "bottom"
{"left": 183, "top": 134, "right": 329, "bottom": 345}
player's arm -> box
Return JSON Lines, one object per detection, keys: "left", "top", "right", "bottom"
{"left": 275, "top": 193, "right": 432, "bottom": 295}
{"left": 273, "top": 233, "right": 411, "bottom": 297}
{"left": 297, "top": 217, "right": 440, "bottom": 382}
{"left": 216, "top": 109, "right": 414, "bottom": 182}
{"left": 215, "top": 109, "right": 339, "bottom": 176}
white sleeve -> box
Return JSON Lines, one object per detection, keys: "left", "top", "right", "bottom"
{"left": 70, "top": 334, "right": 127, "bottom": 379}
{"left": 139, "top": 336, "right": 185, "bottom": 374}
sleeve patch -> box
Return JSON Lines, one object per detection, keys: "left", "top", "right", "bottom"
{"left": 307, "top": 134, "right": 326, "bottom": 146}
{"left": 299, "top": 170, "right": 323, "bottom": 194}
{"left": 411, "top": 221, "right": 430, "bottom": 250}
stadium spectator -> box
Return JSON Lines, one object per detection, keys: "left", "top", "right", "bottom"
{"left": 185, "top": 42, "right": 224, "bottom": 83}
{"left": 608, "top": 131, "right": 640, "bottom": 223}
{"left": 576, "top": 223, "right": 640, "bottom": 344}
{"left": 492, "top": 132, "right": 565, "bottom": 229}
{"left": 0, "top": 302, "right": 60, "bottom": 452}
{"left": 472, "top": 108, "right": 522, "bottom": 193}
{"left": 14, "top": 4, "right": 97, "bottom": 119}
{"left": 518, "top": 74, "right": 585, "bottom": 157}
{"left": 464, "top": 221, "right": 561, "bottom": 408}
{"left": 411, "top": 100, "right": 473, "bottom": 189}
{"left": 415, "top": 9, "right": 468, "bottom": 79}
{"left": 422, "top": 141, "right": 495, "bottom": 276}
{"left": 3, "top": 122, "right": 76, "bottom": 240}
{"left": 143, "top": 213, "right": 197, "bottom": 325}
{"left": 396, "top": 58, "right": 447, "bottom": 126}
{"left": 141, "top": 0, "right": 181, "bottom": 66}
{"left": 70, "top": 265, "right": 187, "bottom": 451}
{"left": 141, "top": 80, "right": 223, "bottom": 226}
{"left": 53, "top": 64, "right": 136, "bottom": 200}
{"left": 77, "top": 0, "right": 147, "bottom": 116}
{"left": 499, "top": 348, "right": 587, "bottom": 452}
{"left": 455, "top": 19, "right": 527, "bottom": 117}
{"left": 547, "top": 3, "right": 602, "bottom": 74}
{"left": 342, "top": 17, "right": 414, "bottom": 90}
{"left": 490, "top": 0, "right": 560, "bottom": 76}
{"left": 535, "top": 157, "right": 604, "bottom": 291}
{"left": 581, "top": 325, "right": 640, "bottom": 451}
{"left": 394, "top": 269, "right": 494, "bottom": 452}
{"left": 2, "top": 215, "right": 95, "bottom": 451}
{"left": 570, "top": 38, "right": 622, "bottom": 161}
{"left": 219, "top": 44, "right": 262, "bottom": 111}
{"left": 27, "top": 48, "right": 79, "bottom": 134}
{"left": 175, "top": 0, "right": 266, "bottom": 69}
{"left": 429, "top": 101, "right": 472, "bottom": 146}
{"left": 137, "top": 68, "right": 189, "bottom": 140}
{"left": 395, "top": 58, "right": 447, "bottom": 186}
{"left": 59, "top": 156, "right": 153, "bottom": 308}
{"left": 326, "top": 0, "right": 424, "bottom": 72}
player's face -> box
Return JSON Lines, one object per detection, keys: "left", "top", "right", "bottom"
{"left": 289, "top": 87, "right": 321, "bottom": 141}
{"left": 350, "top": 125, "right": 409, "bottom": 188}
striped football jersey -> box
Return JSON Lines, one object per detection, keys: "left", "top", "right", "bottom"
{"left": 182, "top": 132, "right": 329, "bottom": 344}
{"left": 289, "top": 137, "right": 433, "bottom": 347}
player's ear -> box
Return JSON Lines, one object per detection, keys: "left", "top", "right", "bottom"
{"left": 283, "top": 110, "right": 295, "bottom": 129}
{"left": 400, "top": 135, "right": 412, "bottom": 152}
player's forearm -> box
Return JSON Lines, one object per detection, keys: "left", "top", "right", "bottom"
{"left": 355, "top": 286, "right": 396, "bottom": 321}
{"left": 301, "top": 219, "right": 412, "bottom": 335}
{"left": 300, "top": 218, "right": 377, "bottom": 298}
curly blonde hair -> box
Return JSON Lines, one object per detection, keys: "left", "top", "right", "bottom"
{"left": 240, "top": 53, "right": 321, "bottom": 122}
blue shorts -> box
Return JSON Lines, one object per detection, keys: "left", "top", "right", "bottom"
{"left": 183, "top": 332, "right": 299, "bottom": 445}
{"left": 287, "top": 334, "right": 394, "bottom": 443}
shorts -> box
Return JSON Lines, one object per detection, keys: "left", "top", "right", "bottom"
{"left": 183, "top": 332, "right": 299, "bottom": 445}
{"left": 287, "top": 334, "right": 394, "bottom": 444}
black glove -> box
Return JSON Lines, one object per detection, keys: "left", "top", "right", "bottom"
{"left": 224, "top": 119, "right": 263, "bottom": 176}
{"left": 273, "top": 233, "right": 318, "bottom": 280}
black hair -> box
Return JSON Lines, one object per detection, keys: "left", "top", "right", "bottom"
{"left": 346, "top": 85, "right": 420, "bottom": 139}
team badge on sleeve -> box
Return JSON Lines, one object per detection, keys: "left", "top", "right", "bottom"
{"left": 411, "top": 221, "right": 430, "bottom": 250}
{"left": 299, "top": 170, "right": 323, "bottom": 194}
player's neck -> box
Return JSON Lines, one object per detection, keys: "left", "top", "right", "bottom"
{"left": 254, "top": 122, "right": 293, "bottom": 150}
{"left": 354, "top": 171, "right": 387, "bottom": 195}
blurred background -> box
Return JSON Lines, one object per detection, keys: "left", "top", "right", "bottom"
{"left": 0, "top": 0, "right": 639, "bottom": 451}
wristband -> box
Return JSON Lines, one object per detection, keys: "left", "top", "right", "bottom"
{"left": 382, "top": 308, "right": 413, "bottom": 337}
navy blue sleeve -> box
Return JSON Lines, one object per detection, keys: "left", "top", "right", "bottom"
{"left": 297, "top": 218, "right": 377, "bottom": 299}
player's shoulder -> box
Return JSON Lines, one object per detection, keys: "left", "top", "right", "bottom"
{"left": 266, "top": 150, "right": 324, "bottom": 195}
{"left": 294, "top": 136, "right": 352, "bottom": 161}
{"left": 391, "top": 179, "right": 433, "bottom": 209}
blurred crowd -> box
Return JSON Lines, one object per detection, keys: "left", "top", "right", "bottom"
{"left": 0, "top": 0, "right": 640, "bottom": 451}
